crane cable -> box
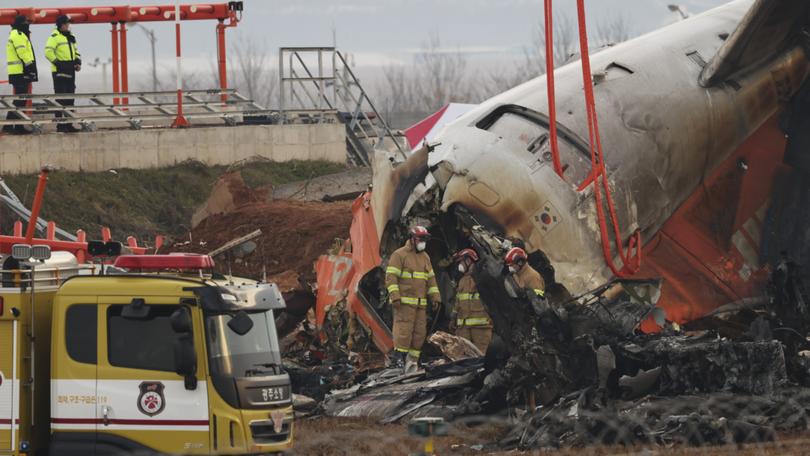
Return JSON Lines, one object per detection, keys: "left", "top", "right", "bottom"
{"left": 544, "top": 0, "right": 642, "bottom": 277}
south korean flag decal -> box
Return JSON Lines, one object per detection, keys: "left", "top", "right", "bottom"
{"left": 137, "top": 381, "right": 166, "bottom": 417}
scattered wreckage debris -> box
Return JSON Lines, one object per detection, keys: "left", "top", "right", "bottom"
{"left": 501, "top": 390, "right": 807, "bottom": 449}
{"left": 322, "top": 358, "right": 485, "bottom": 423}
{"left": 306, "top": 214, "right": 810, "bottom": 451}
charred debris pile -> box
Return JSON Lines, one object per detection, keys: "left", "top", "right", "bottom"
{"left": 291, "top": 226, "right": 810, "bottom": 451}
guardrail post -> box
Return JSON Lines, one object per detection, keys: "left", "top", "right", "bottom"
{"left": 111, "top": 22, "right": 120, "bottom": 106}
{"left": 171, "top": 1, "right": 189, "bottom": 127}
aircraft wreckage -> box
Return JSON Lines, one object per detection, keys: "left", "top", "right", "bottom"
{"left": 304, "top": 0, "right": 810, "bottom": 449}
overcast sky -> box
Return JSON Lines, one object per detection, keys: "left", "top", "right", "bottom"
{"left": 3, "top": 0, "right": 733, "bottom": 94}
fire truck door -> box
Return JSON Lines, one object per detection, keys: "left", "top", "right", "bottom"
{"left": 95, "top": 300, "right": 210, "bottom": 455}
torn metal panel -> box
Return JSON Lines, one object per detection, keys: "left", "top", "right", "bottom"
{"left": 428, "top": 331, "right": 484, "bottom": 361}
{"left": 322, "top": 359, "right": 484, "bottom": 421}
{"left": 618, "top": 367, "right": 662, "bottom": 400}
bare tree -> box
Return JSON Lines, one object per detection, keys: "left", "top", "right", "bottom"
{"left": 376, "top": 32, "right": 473, "bottom": 117}
{"left": 378, "top": 13, "right": 632, "bottom": 119}
{"left": 413, "top": 32, "right": 470, "bottom": 112}
{"left": 596, "top": 15, "right": 631, "bottom": 47}
{"left": 483, "top": 14, "right": 578, "bottom": 98}
{"left": 378, "top": 64, "right": 418, "bottom": 119}
{"left": 226, "top": 36, "right": 277, "bottom": 108}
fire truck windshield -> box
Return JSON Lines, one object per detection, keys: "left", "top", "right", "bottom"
{"left": 205, "top": 310, "right": 283, "bottom": 377}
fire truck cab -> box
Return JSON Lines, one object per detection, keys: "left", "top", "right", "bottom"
{"left": 0, "top": 247, "right": 293, "bottom": 455}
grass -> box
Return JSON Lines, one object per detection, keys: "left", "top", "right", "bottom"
{"left": 0, "top": 159, "right": 346, "bottom": 242}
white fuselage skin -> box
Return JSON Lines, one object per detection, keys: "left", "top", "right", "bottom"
{"left": 412, "top": 0, "right": 808, "bottom": 295}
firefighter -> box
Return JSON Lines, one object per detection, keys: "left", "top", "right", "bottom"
{"left": 504, "top": 247, "right": 545, "bottom": 299}
{"left": 385, "top": 226, "right": 441, "bottom": 372}
{"left": 451, "top": 248, "right": 492, "bottom": 353}
{"left": 4, "top": 15, "right": 37, "bottom": 135}
{"left": 45, "top": 15, "right": 81, "bottom": 133}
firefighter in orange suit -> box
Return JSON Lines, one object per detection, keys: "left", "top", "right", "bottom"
{"left": 451, "top": 248, "right": 492, "bottom": 353}
{"left": 504, "top": 247, "right": 545, "bottom": 299}
{"left": 385, "top": 226, "right": 441, "bottom": 372}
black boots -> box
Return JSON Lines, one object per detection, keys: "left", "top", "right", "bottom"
{"left": 390, "top": 350, "right": 407, "bottom": 369}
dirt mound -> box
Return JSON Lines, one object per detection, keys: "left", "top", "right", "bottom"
{"left": 191, "top": 171, "right": 270, "bottom": 229}
{"left": 179, "top": 199, "right": 352, "bottom": 281}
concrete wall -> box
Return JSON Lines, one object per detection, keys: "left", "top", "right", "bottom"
{"left": 0, "top": 123, "right": 346, "bottom": 175}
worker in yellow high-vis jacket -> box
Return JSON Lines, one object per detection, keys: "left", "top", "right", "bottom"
{"left": 4, "top": 15, "right": 37, "bottom": 134}
{"left": 45, "top": 15, "right": 81, "bottom": 133}
{"left": 451, "top": 248, "right": 492, "bottom": 353}
{"left": 385, "top": 226, "right": 441, "bottom": 372}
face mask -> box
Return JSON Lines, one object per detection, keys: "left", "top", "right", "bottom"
{"left": 508, "top": 265, "right": 518, "bottom": 274}
{"left": 416, "top": 241, "right": 426, "bottom": 252}
{"left": 457, "top": 263, "right": 467, "bottom": 274}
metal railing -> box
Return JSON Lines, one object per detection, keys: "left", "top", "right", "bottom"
{"left": 0, "top": 264, "right": 96, "bottom": 289}
{"left": 279, "top": 47, "right": 407, "bottom": 165}
{"left": 0, "top": 89, "right": 275, "bottom": 132}
{"left": 0, "top": 177, "right": 77, "bottom": 241}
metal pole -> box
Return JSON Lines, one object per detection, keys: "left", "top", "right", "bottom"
{"left": 76, "top": 229, "right": 86, "bottom": 264}
{"left": 28, "top": 261, "right": 35, "bottom": 428}
{"left": 110, "top": 23, "right": 120, "bottom": 106}
{"left": 172, "top": 0, "right": 188, "bottom": 127}
{"left": 279, "top": 49, "right": 284, "bottom": 124}
{"left": 25, "top": 168, "right": 49, "bottom": 244}
{"left": 102, "top": 61, "right": 108, "bottom": 92}
{"left": 216, "top": 20, "right": 228, "bottom": 103}
{"left": 332, "top": 48, "right": 337, "bottom": 109}
{"left": 149, "top": 30, "right": 157, "bottom": 92}
{"left": 318, "top": 49, "right": 324, "bottom": 112}
{"left": 120, "top": 22, "right": 129, "bottom": 106}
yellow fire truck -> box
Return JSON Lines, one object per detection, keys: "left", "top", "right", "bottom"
{"left": 0, "top": 245, "right": 293, "bottom": 455}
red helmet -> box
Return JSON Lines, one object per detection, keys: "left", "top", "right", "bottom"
{"left": 410, "top": 225, "right": 429, "bottom": 239}
{"left": 504, "top": 247, "right": 528, "bottom": 266}
{"left": 454, "top": 248, "right": 479, "bottom": 263}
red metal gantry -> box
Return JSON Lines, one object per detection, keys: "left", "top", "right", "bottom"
{"left": 0, "top": 3, "right": 242, "bottom": 124}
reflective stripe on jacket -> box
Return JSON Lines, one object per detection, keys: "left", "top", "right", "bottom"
{"left": 385, "top": 242, "right": 440, "bottom": 305}
{"left": 45, "top": 29, "right": 79, "bottom": 73}
{"left": 514, "top": 264, "right": 545, "bottom": 298}
{"left": 6, "top": 29, "right": 34, "bottom": 76}
{"left": 454, "top": 274, "right": 491, "bottom": 327}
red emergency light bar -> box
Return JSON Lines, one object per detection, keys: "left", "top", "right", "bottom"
{"left": 0, "top": 3, "right": 240, "bottom": 25}
{"left": 114, "top": 253, "right": 215, "bottom": 271}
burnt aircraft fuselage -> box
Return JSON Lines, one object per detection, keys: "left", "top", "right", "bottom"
{"left": 373, "top": 0, "right": 810, "bottom": 324}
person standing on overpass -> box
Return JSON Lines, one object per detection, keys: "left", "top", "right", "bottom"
{"left": 4, "top": 15, "right": 37, "bottom": 135}
{"left": 45, "top": 15, "right": 81, "bottom": 133}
